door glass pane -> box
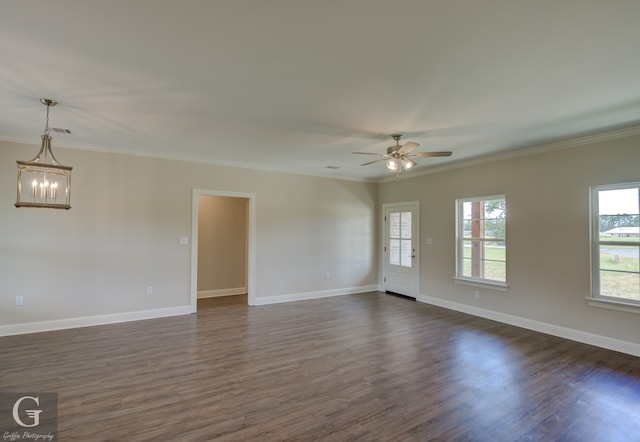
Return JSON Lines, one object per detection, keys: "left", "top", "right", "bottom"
{"left": 389, "top": 210, "right": 413, "bottom": 268}
{"left": 390, "top": 213, "right": 400, "bottom": 238}
{"left": 400, "top": 212, "right": 412, "bottom": 239}
{"left": 389, "top": 239, "right": 400, "bottom": 265}
{"left": 400, "top": 239, "right": 412, "bottom": 267}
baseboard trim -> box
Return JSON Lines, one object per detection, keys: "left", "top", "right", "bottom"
{"left": 253, "top": 285, "right": 379, "bottom": 306}
{"left": 416, "top": 294, "right": 640, "bottom": 358}
{"left": 198, "top": 287, "right": 247, "bottom": 299}
{"left": 0, "top": 305, "right": 193, "bottom": 337}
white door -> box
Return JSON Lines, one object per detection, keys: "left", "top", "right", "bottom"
{"left": 383, "top": 202, "right": 419, "bottom": 297}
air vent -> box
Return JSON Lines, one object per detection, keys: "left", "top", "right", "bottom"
{"left": 51, "top": 127, "right": 71, "bottom": 134}
{"left": 325, "top": 165, "right": 340, "bottom": 170}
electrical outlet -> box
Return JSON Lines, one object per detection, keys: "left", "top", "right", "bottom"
{"left": 16, "top": 296, "right": 24, "bottom": 305}
{"left": 325, "top": 272, "right": 331, "bottom": 279}
{"left": 474, "top": 290, "right": 480, "bottom": 299}
{"left": 146, "top": 286, "right": 153, "bottom": 295}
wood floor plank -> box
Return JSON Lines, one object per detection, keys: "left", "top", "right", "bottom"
{"left": 1, "top": 292, "right": 639, "bottom": 441}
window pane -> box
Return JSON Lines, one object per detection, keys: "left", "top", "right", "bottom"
{"left": 462, "top": 219, "right": 472, "bottom": 238}
{"left": 598, "top": 188, "right": 639, "bottom": 236}
{"left": 599, "top": 188, "right": 639, "bottom": 216}
{"left": 400, "top": 239, "right": 412, "bottom": 267}
{"left": 598, "top": 244, "right": 639, "bottom": 300}
{"left": 462, "top": 240, "right": 506, "bottom": 258}
{"left": 485, "top": 218, "right": 505, "bottom": 240}
{"left": 462, "top": 240, "right": 473, "bottom": 258}
{"left": 599, "top": 219, "right": 640, "bottom": 238}
{"left": 485, "top": 240, "right": 506, "bottom": 263}
{"left": 389, "top": 239, "right": 400, "bottom": 265}
{"left": 484, "top": 199, "right": 506, "bottom": 219}
{"left": 462, "top": 257, "right": 472, "bottom": 278}
{"left": 462, "top": 202, "right": 473, "bottom": 220}
{"left": 460, "top": 257, "right": 506, "bottom": 282}
{"left": 484, "top": 259, "right": 506, "bottom": 282}
{"left": 600, "top": 270, "right": 640, "bottom": 301}
{"left": 599, "top": 245, "right": 639, "bottom": 272}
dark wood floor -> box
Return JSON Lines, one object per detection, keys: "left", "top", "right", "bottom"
{"left": 1, "top": 292, "right": 639, "bottom": 441}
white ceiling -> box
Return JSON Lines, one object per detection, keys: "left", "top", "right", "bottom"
{"left": 2, "top": 1, "right": 640, "bottom": 181}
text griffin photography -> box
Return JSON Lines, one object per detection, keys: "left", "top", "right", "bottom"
{"left": 0, "top": 394, "right": 57, "bottom": 441}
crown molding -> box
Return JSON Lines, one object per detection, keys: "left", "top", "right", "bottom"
{"left": 378, "top": 124, "right": 640, "bottom": 183}
{"left": 5, "top": 123, "right": 640, "bottom": 185}
{"left": 1, "top": 135, "right": 378, "bottom": 184}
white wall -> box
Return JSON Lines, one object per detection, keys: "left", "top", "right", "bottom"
{"left": 0, "top": 141, "right": 378, "bottom": 331}
{"left": 4, "top": 129, "right": 637, "bottom": 356}
{"left": 379, "top": 131, "right": 640, "bottom": 352}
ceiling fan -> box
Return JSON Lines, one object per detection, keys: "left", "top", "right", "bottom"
{"left": 354, "top": 134, "right": 452, "bottom": 177}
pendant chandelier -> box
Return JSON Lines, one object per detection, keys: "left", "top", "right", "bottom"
{"left": 15, "top": 99, "right": 72, "bottom": 209}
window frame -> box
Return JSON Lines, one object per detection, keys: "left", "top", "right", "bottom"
{"left": 589, "top": 182, "right": 640, "bottom": 312}
{"left": 454, "top": 194, "right": 508, "bottom": 290}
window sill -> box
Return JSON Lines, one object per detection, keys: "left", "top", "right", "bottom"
{"left": 454, "top": 277, "right": 509, "bottom": 292}
{"left": 586, "top": 296, "right": 640, "bottom": 315}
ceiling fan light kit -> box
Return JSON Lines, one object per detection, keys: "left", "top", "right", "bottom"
{"left": 355, "top": 133, "right": 452, "bottom": 178}
{"left": 15, "top": 99, "right": 73, "bottom": 209}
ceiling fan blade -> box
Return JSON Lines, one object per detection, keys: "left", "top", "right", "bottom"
{"left": 352, "top": 151, "right": 384, "bottom": 155}
{"left": 398, "top": 141, "right": 419, "bottom": 153}
{"left": 408, "top": 151, "right": 453, "bottom": 157}
{"left": 360, "top": 158, "right": 388, "bottom": 166}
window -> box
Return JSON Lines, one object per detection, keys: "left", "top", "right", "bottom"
{"left": 590, "top": 183, "right": 640, "bottom": 308}
{"left": 455, "top": 195, "right": 507, "bottom": 287}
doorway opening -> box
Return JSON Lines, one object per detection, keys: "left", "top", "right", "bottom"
{"left": 190, "top": 189, "right": 256, "bottom": 311}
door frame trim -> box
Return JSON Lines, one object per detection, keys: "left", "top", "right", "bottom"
{"left": 381, "top": 201, "right": 420, "bottom": 296}
{"left": 190, "top": 189, "right": 257, "bottom": 311}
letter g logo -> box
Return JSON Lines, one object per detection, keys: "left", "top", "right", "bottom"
{"left": 12, "top": 395, "right": 42, "bottom": 428}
